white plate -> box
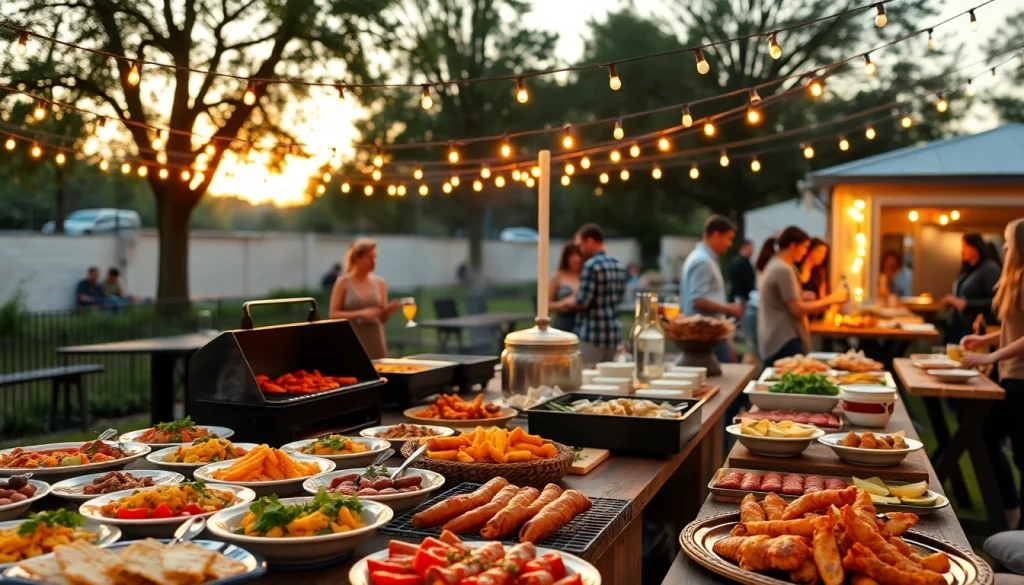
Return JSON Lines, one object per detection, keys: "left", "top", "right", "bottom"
{"left": 78, "top": 482, "right": 256, "bottom": 538}
{"left": 280, "top": 436, "right": 391, "bottom": 468}
{"left": 50, "top": 470, "right": 185, "bottom": 502}
{"left": 913, "top": 358, "right": 960, "bottom": 369}
{"left": 359, "top": 425, "right": 454, "bottom": 450}
{"left": 899, "top": 323, "right": 937, "bottom": 332}
{"left": 118, "top": 425, "right": 235, "bottom": 448}
{"left": 726, "top": 424, "right": 824, "bottom": 458}
{"left": 742, "top": 381, "right": 842, "bottom": 414}
{"left": 818, "top": 433, "right": 924, "bottom": 466}
{"left": 0, "top": 518, "right": 121, "bottom": 569}
{"left": 0, "top": 442, "right": 151, "bottom": 483}
{"left": 144, "top": 443, "right": 261, "bottom": 479}
{"left": 402, "top": 406, "right": 518, "bottom": 429}
{"left": 807, "top": 352, "right": 840, "bottom": 361}
{"left": 207, "top": 496, "right": 393, "bottom": 567}
{"left": 303, "top": 467, "right": 446, "bottom": 513}
{"left": 195, "top": 453, "right": 335, "bottom": 497}
{"left": 926, "top": 368, "right": 981, "bottom": 383}
{"left": 0, "top": 480, "right": 51, "bottom": 522}
{"left": 349, "top": 541, "right": 602, "bottom": 585}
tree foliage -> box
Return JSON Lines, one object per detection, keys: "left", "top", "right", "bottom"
{"left": 984, "top": 9, "right": 1024, "bottom": 123}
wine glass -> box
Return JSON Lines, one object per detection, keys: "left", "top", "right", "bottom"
{"left": 400, "top": 297, "right": 418, "bottom": 327}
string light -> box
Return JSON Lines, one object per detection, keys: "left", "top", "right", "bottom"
{"left": 681, "top": 106, "right": 693, "bottom": 128}
{"left": 613, "top": 119, "right": 624, "bottom": 140}
{"left": 156, "top": 152, "right": 168, "bottom": 165}
{"left": 620, "top": 169, "right": 630, "bottom": 181}
{"left": 512, "top": 170, "right": 522, "bottom": 181}
{"left": 525, "top": 177, "right": 536, "bottom": 188}
{"left": 387, "top": 185, "right": 397, "bottom": 196}
{"left": 749, "top": 88, "right": 762, "bottom": 104}
{"left": 939, "top": 214, "right": 949, "bottom": 225}
{"left": 180, "top": 170, "right": 191, "bottom": 181}
{"left": 561, "top": 175, "right": 571, "bottom": 186}
{"left": 55, "top": 152, "right": 66, "bottom": 165}
{"left": 694, "top": 49, "right": 710, "bottom": 75}
{"left": 151, "top": 136, "right": 164, "bottom": 150}
{"left": 863, "top": 54, "right": 876, "bottom": 75}
{"left": 30, "top": 143, "right": 41, "bottom": 158}
{"left": 451, "top": 175, "right": 462, "bottom": 187}
{"left": 927, "top": 29, "right": 936, "bottom": 51}
{"left": 990, "top": 68, "right": 998, "bottom": 80}
{"left": 966, "top": 79, "right": 976, "bottom": 97}
{"left": 900, "top": 112, "right": 913, "bottom": 128}
{"left": 16, "top": 32, "right": 29, "bottom": 56}
{"left": 580, "top": 156, "right": 591, "bottom": 169}
{"left": 243, "top": 81, "right": 257, "bottom": 106}
{"left": 561, "top": 126, "right": 574, "bottom": 149}
{"left": 629, "top": 143, "right": 640, "bottom": 158}
{"left": 473, "top": 179, "right": 483, "bottom": 192}
{"left": 365, "top": 185, "right": 374, "bottom": 196}
{"left": 205, "top": 144, "right": 216, "bottom": 156}
{"left": 158, "top": 168, "right": 169, "bottom": 179}
{"left": 652, "top": 165, "right": 662, "bottom": 179}
{"left": 657, "top": 137, "right": 671, "bottom": 152}
{"left": 865, "top": 125, "right": 877, "bottom": 140}
{"left": 951, "top": 210, "right": 961, "bottom": 220}
{"left": 746, "top": 106, "right": 761, "bottom": 125}
{"left": 372, "top": 169, "right": 383, "bottom": 181}
{"left": 565, "top": 162, "right": 575, "bottom": 176}
{"left": 808, "top": 77, "right": 824, "bottom": 98}
{"left": 336, "top": 85, "right": 346, "bottom": 100}
{"left": 99, "top": 159, "right": 109, "bottom": 171}
{"left": 750, "top": 158, "right": 761, "bottom": 172}
{"left": 442, "top": 182, "right": 452, "bottom": 194}
{"left": 138, "top": 165, "right": 148, "bottom": 177}
{"left": 447, "top": 143, "right": 459, "bottom": 164}
{"left": 608, "top": 65, "right": 622, "bottom": 90}
{"left": 413, "top": 166, "right": 424, "bottom": 180}
{"left": 421, "top": 85, "right": 433, "bottom": 110}
{"left": 530, "top": 166, "right": 541, "bottom": 178}
{"left": 120, "top": 162, "right": 131, "bottom": 174}
{"left": 480, "top": 166, "right": 491, "bottom": 179}
{"left": 935, "top": 93, "right": 948, "bottom": 113}
{"left": 316, "top": 184, "right": 326, "bottom": 195}
{"left": 802, "top": 144, "right": 815, "bottom": 159}
{"left": 719, "top": 151, "right": 730, "bottom": 167}
{"left": 419, "top": 184, "right": 429, "bottom": 196}
{"left": 908, "top": 210, "right": 919, "bottom": 222}
{"left": 32, "top": 100, "right": 46, "bottom": 121}
{"left": 839, "top": 136, "right": 850, "bottom": 151}
{"left": 875, "top": 3, "right": 887, "bottom": 27}
{"left": 689, "top": 164, "right": 700, "bottom": 180}
{"left": 968, "top": 9, "right": 978, "bottom": 31}
{"left": 341, "top": 182, "right": 351, "bottom": 193}
{"left": 397, "top": 184, "right": 407, "bottom": 197}
{"left": 768, "top": 33, "right": 782, "bottom": 59}
{"left": 500, "top": 139, "right": 512, "bottom": 158}
{"left": 515, "top": 77, "right": 529, "bottom": 104}
{"left": 855, "top": 199, "right": 866, "bottom": 210}
{"left": 610, "top": 149, "right": 622, "bottom": 163}
{"left": 4, "top": 138, "right": 15, "bottom": 150}
{"left": 495, "top": 176, "right": 505, "bottom": 188}
{"left": 703, "top": 122, "right": 716, "bottom": 137}
{"left": 126, "top": 61, "right": 141, "bottom": 86}
{"left": 322, "top": 171, "right": 332, "bottom": 182}
{"left": 599, "top": 172, "right": 609, "bottom": 184}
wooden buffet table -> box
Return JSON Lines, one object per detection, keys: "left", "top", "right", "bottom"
{"left": 808, "top": 322, "right": 940, "bottom": 341}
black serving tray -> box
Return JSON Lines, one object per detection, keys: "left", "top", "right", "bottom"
{"left": 374, "top": 358, "right": 456, "bottom": 406}
{"left": 525, "top": 393, "right": 706, "bottom": 455}
{"left": 405, "top": 353, "right": 499, "bottom": 392}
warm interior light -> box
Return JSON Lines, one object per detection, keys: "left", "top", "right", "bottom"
{"left": 908, "top": 210, "right": 919, "bottom": 222}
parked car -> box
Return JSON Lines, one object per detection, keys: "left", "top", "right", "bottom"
{"left": 41, "top": 208, "right": 141, "bottom": 235}
{"left": 498, "top": 227, "right": 539, "bottom": 243}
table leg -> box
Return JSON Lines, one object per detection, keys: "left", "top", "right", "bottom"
{"left": 962, "top": 401, "right": 1010, "bottom": 535}
{"left": 924, "top": 397, "right": 971, "bottom": 505}
{"left": 593, "top": 514, "right": 642, "bottom": 585}
{"left": 150, "top": 354, "right": 176, "bottom": 424}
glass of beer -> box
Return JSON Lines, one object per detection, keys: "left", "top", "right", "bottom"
{"left": 662, "top": 295, "right": 681, "bottom": 322}
{"left": 400, "top": 297, "right": 417, "bottom": 327}
{"left": 946, "top": 343, "right": 964, "bottom": 362}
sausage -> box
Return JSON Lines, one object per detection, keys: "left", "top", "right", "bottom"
{"left": 394, "top": 476, "right": 422, "bottom": 489}
{"left": 443, "top": 485, "right": 520, "bottom": 534}
{"left": 357, "top": 488, "right": 378, "bottom": 496}
{"left": 781, "top": 474, "right": 804, "bottom": 496}
{"left": 716, "top": 472, "right": 743, "bottom": 490}
{"left": 824, "top": 478, "right": 848, "bottom": 490}
{"left": 372, "top": 478, "right": 393, "bottom": 490}
{"left": 480, "top": 486, "right": 540, "bottom": 539}
{"left": 378, "top": 488, "right": 398, "bottom": 494}
{"left": 525, "top": 484, "right": 562, "bottom": 518}
{"left": 740, "top": 473, "right": 761, "bottom": 491}
{"left": 803, "top": 475, "right": 825, "bottom": 494}
{"left": 520, "top": 490, "right": 593, "bottom": 543}
{"left": 330, "top": 473, "right": 360, "bottom": 487}
{"left": 760, "top": 472, "right": 783, "bottom": 493}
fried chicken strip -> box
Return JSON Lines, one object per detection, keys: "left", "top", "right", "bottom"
{"left": 843, "top": 543, "right": 933, "bottom": 585}
{"left": 852, "top": 490, "right": 878, "bottom": 516}
{"left": 888, "top": 536, "right": 951, "bottom": 573}
{"left": 760, "top": 492, "right": 786, "bottom": 521}
{"left": 790, "top": 560, "right": 819, "bottom": 584}
{"left": 742, "top": 518, "right": 815, "bottom": 538}
{"left": 713, "top": 535, "right": 811, "bottom": 572}
{"left": 812, "top": 515, "right": 844, "bottom": 585}
{"left": 781, "top": 486, "right": 858, "bottom": 520}
{"left": 851, "top": 575, "right": 882, "bottom": 585}
{"left": 877, "top": 512, "right": 918, "bottom": 537}
{"left": 841, "top": 507, "right": 945, "bottom": 585}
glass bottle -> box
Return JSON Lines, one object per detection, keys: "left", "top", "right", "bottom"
{"left": 632, "top": 293, "right": 665, "bottom": 388}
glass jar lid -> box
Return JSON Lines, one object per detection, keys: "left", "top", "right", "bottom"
{"left": 504, "top": 320, "right": 579, "bottom": 348}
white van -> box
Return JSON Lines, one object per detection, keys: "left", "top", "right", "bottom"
{"left": 41, "top": 208, "right": 142, "bottom": 235}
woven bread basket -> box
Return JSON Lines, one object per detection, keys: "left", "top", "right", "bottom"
{"left": 400, "top": 440, "right": 573, "bottom": 488}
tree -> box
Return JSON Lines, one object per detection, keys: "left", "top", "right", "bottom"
{"left": 984, "top": 9, "right": 1024, "bottom": 123}
{"left": 2, "top": 0, "right": 393, "bottom": 300}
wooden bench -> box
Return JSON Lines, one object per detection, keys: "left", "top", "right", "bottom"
{"left": 0, "top": 365, "right": 105, "bottom": 431}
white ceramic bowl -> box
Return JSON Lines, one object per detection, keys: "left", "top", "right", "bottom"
{"left": 194, "top": 453, "right": 335, "bottom": 497}
{"left": 359, "top": 425, "right": 454, "bottom": 451}
{"left": 818, "top": 433, "right": 924, "bottom": 466}
{"left": 50, "top": 470, "right": 185, "bottom": 502}
{"left": 726, "top": 424, "right": 824, "bottom": 458}
{"left": 913, "top": 358, "right": 960, "bottom": 370}
{"left": 281, "top": 436, "right": 391, "bottom": 468}
{"left": 402, "top": 406, "right": 518, "bottom": 430}
{"left": 302, "top": 467, "right": 445, "bottom": 513}
{"left": 0, "top": 518, "right": 121, "bottom": 569}
{"left": 118, "top": 425, "right": 235, "bottom": 448}
{"left": 0, "top": 480, "right": 51, "bottom": 521}
{"left": 206, "top": 496, "right": 393, "bottom": 567}
{"left": 596, "top": 362, "right": 634, "bottom": 378}
{"left": 840, "top": 385, "right": 898, "bottom": 428}
{"left": 349, "top": 542, "right": 602, "bottom": 585}
{"left": 0, "top": 442, "right": 151, "bottom": 483}
{"left": 926, "top": 368, "right": 981, "bottom": 383}
{"left": 78, "top": 483, "right": 256, "bottom": 538}
{"left": 742, "top": 381, "right": 842, "bottom": 414}
{"left": 144, "top": 443, "right": 261, "bottom": 479}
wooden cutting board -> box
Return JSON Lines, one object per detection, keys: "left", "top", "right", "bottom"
{"left": 569, "top": 448, "right": 610, "bottom": 475}
{"left": 727, "top": 441, "right": 930, "bottom": 483}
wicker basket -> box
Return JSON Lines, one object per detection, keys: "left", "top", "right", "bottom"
{"left": 400, "top": 440, "right": 574, "bottom": 488}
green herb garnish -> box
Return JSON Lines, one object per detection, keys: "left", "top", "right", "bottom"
{"left": 155, "top": 416, "right": 198, "bottom": 433}
{"left": 181, "top": 479, "right": 210, "bottom": 498}
{"left": 769, "top": 372, "right": 840, "bottom": 396}
{"left": 362, "top": 465, "right": 389, "bottom": 480}
{"left": 18, "top": 510, "right": 84, "bottom": 535}
{"left": 247, "top": 491, "right": 363, "bottom": 535}
{"left": 572, "top": 446, "right": 584, "bottom": 462}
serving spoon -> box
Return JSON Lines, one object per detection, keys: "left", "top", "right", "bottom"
{"left": 390, "top": 444, "right": 428, "bottom": 480}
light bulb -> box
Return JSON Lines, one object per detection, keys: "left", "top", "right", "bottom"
{"left": 156, "top": 152, "right": 168, "bottom": 165}
{"left": 120, "top": 162, "right": 131, "bottom": 174}
{"left": 808, "top": 78, "right": 824, "bottom": 98}
{"left": 749, "top": 89, "right": 762, "bottom": 105}
{"left": 55, "top": 152, "right": 66, "bottom": 165}
{"left": 565, "top": 163, "right": 575, "bottom": 176}
{"left": 689, "top": 164, "right": 700, "bottom": 180}
{"left": 127, "top": 61, "right": 141, "bottom": 86}
{"left": 33, "top": 101, "right": 46, "bottom": 121}
{"left": 316, "top": 184, "right": 326, "bottom": 195}
{"left": 480, "top": 166, "right": 491, "bottom": 179}
{"left": 802, "top": 144, "right": 815, "bottom": 159}
{"left": 365, "top": 185, "right": 374, "bottom": 196}
{"left": 442, "top": 182, "right": 452, "bottom": 194}
{"left": 658, "top": 137, "right": 671, "bottom": 152}
{"left": 560, "top": 175, "right": 570, "bottom": 186}
{"left": 158, "top": 168, "right": 169, "bottom": 179}
{"left": 855, "top": 199, "right": 866, "bottom": 210}
{"left": 580, "top": 156, "right": 591, "bottom": 169}
{"left": 864, "top": 54, "right": 876, "bottom": 75}
{"left": 969, "top": 9, "right": 978, "bottom": 31}
{"left": 243, "top": 81, "right": 256, "bottom": 106}
{"left": 451, "top": 175, "right": 461, "bottom": 187}
{"left": 966, "top": 80, "right": 976, "bottom": 97}
{"left": 768, "top": 33, "right": 782, "bottom": 59}
{"left": 99, "top": 159, "right": 111, "bottom": 171}
{"left": 746, "top": 107, "right": 761, "bottom": 125}
{"left": 875, "top": 3, "right": 887, "bottom": 27}
{"left": 719, "top": 152, "right": 730, "bottom": 167}
{"left": 620, "top": 169, "right": 629, "bottom": 181}
{"left": 839, "top": 137, "right": 850, "bottom": 151}
{"left": 750, "top": 158, "right": 761, "bottom": 172}
{"left": 372, "top": 148, "right": 384, "bottom": 167}
{"left": 703, "top": 122, "right": 716, "bottom": 137}
{"left": 421, "top": 85, "right": 433, "bottom": 110}
{"left": 613, "top": 119, "right": 624, "bottom": 140}
{"left": 515, "top": 77, "right": 529, "bottom": 103}
{"left": 855, "top": 232, "right": 867, "bottom": 245}
{"left": 317, "top": 171, "right": 329, "bottom": 183}
{"left": 865, "top": 126, "right": 877, "bottom": 140}
{"left": 530, "top": 166, "right": 540, "bottom": 178}
{"left": 387, "top": 184, "right": 397, "bottom": 196}
{"left": 682, "top": 106, "right": 693, "bottom": 128}
{"left": 599, "top": 172, "right": 609, "bottom": 184}
{"left": 694, "top": 48, "right": 710, "bottom": 75}
{"left": 525, "top": 177, "right": 535, "bottom": 188}
{"left": 936, "top": 95, "right": 948, "bottom": 113}
{"left": 180, "top": 170, "right": 191, "bottom": 181}
{"left": 413, "top": 166, "right": 423, "bottom": 180}
{"left": 390, "top": 184, "right": 401, "bottom": 196}
{"left": 908, "top": 210, "right": 919, "bottom": 222}
{"left": 447, "top": 144, "right": 459, "bottom": 164}
{"left": 927, "top": 29, "right": 936, "bottom": 52}
{"left": 372, "top": 169, "right": 382, "bottom": 181}
{"left": 30, "top": 143, "right": 41, "bottom": 158}
{"left": 341, "top": 182, "right": 351, "bottom": 193}
{"left": 608, "top": 64, "right": 621, "bottom": 91}
{"left": 138, "top": 165, "right": 148, "bottom": 177}
{"left": 419, "top": 184, "right": 429, "bottom": 196}
{"left": 939, "top": 214, "right": 949, "bottom": 226}
{"left": 652, "top": 166, "right": 662, "bottom": 180}
{"left": 991, "top": 68, "right": 998, "bottom": 80}
{"left": 512, "top": 170, "right": 522, "bottom": 181}
{"left": 4, "top": 138, "right": 15, "bottom": 150}
{"left": 472, "top": 179, "right": 483, "bottom": 192}
{"left": 495, "top": 176, "right": 505, "bottom": 188}
{"left": 629, "top": 144, "right": 640, "bottom": 158}
{"left": 205, "top": 144, "right": 216, "bottom": 156}
{"left": 151, "top": 137, "right": 164, "bottom": 150}
{"left": 500, "top": 141, "right": 512, "bottom": 158}
{"left": 562, "top": 127, "right": 574, "bottom": 149}
{"left": 901, "top": 114, "right": 912, "bottom": 128}
{"left": 610, "top": 150, "right": 621, "bottom": 163}
{"left": 16, "top": 32, "right": 28, "bottom": 56}
{"left": 951, "top": 210, "right": 961, "bottom": 220}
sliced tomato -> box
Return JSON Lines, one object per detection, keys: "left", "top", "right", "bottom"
{"left": 149, "top": 503, "right": 174, "bottom": 519}
{"left": 553, "top": 575, "right": 582, "bottom": 585}
{"left": 367, "top": 558, "right": 414, "bottom": 574}
{"left": 412, "top": 547, "right": 447, "bottom": 577}
{"left": 369, "top": 571, "right": 422, "bottom": 585}
{"left": 389, "top": 540, "right": 420, "bottom": 558}
{"left": 420, "top": 537, "right": 457, "bottom": 553}
{"left": 387, "top": 554, "right": 415, "bottom": 565}
{"left": 181, "top": 504, "right": 204, "bottom": 516}
{"left": 540, "top": 553, "right": 566, "bottom": 579}
{"left": 116, "top": 508, "right": 149, "bottom": 520}
{"left": 517, "top": 570, "right": 555, "bottom": 585}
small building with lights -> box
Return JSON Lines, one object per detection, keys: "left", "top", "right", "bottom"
{"left": 799, "top": 123, "right": 1024, "bottom": 301}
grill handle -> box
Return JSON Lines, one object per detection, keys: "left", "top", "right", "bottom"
{"left": 241, "top": 297, "right": 320, "bottom": 329}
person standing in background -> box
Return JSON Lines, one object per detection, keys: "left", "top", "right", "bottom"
{"left": 797, "top": 238, "right": 830, "bottom": 303}
{"left": 943, "top": 233, "right": 1001, "bottom": 342}
{"left": 729, "top": 240, "right": 756, "bottom": 303}
{"left": 321, "top": 263, "right": 341, "bottom": 290}
{"left": 680, "top": 215, "right": 744, "bottom": 364}
{"left": 328, "top": 239, "right": 400, "bottom": 359}
{"left": 568, "top": 224, "right": 627, "bottom": 364}
{"left": 549, "top": 243, "right": 583, "bottom": 333}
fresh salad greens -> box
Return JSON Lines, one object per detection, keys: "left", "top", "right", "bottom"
{"left": 769, "top": 372, "right": 840, "bottom": 396}
{"left": 155, "top": 416, "right": 198, "bottom": 433}
{"left": 238, "top": 491, "right": 362, "bottom": 536}
{"left": 18, "top": 510, "right": 85, "bottom": 535}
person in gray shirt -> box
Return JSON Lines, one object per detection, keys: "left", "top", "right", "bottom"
{"left": 680, "top": 215, "right": 744, "bottom": 363}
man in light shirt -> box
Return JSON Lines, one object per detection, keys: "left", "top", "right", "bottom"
{"left": 680, "top": 215, "right": 744, "bottom": 363}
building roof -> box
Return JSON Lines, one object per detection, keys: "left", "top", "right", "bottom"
{"left": 804, "top": 124, "right": 1024, "bottom": 187}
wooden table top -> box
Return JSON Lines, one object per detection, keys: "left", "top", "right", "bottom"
{"left": 809, "top": 322, "right": 940, "bottom": 340}
{"left": 56, "top": 332, "right": 218, "bottom": 355}
{"left": 893, "top": 357, "right": 1005, "bottom": 400}
{"left": 417, "top": 312, "right": 535, "bottom": 329}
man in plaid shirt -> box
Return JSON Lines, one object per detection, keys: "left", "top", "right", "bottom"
{"left": 571, "top": 223, "right": 627, "bottom": 364}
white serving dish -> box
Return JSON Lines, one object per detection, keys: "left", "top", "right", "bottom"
{"left": 926, "top": 368, "right": 981, "bottom": 383}
{"left": 592, "top": 377, "right": 631, "bottom": 391}
{"left": 579, "top": 384, "right": 622, "bottom": 394}
{"left": 649, "top": 380, "right": 695, "bottom": 396}
{"left": 582, "top": 369, "right": 600, "bottom": 385}
{"left": 758, "top": 367, "right": 838, "bottom": 383}
{"left": 281, "top": 436, "right": 391, "bottom": 468}
{"left": 596, "top": 362, "right": 634, "bottom": 378}
{"left": 669, "top": 366, "right": 707, "bottom": 381}
{"left": 303, "top": 467, "right": 445, "bottom": 513}
{"left": 195, "top": 453, "right": 335, "bottom": 497}
{"left": 0, "top": 518, "right": 121, "bottom": 569}
{"left": 144, "top": 443, "right": 261, "bottom": 479}
{"left": 839, "top": 385, "right": 898, "bottom": 428}
{"left": 913, "top": 358, "right": 960, "bottom": 369}
{"left": 348, "top": 542, "right": 602, "bottom": 585}
{"left": 0, "top": 480, "right": 51, "bottom": 521}
{"left": 742, "top": 381, "right": 842, "bottom": 414}
{"left": 207, "top": 496, "right": 393, "bottom": 567}
{"left": 118, "top": 425, "right": 235, "bottom": 448}
{"left": 726, "top": 424, "right": 824, "bottom": 458}
{"left": 78, "top": 483, "right": 256, "bottom": 538}
{"left": 660, "top": 371, "right": 701, "bottom": 383}
{"left": 50, "top": 470, "right": 185, "bottom": 502}
{"left": 0, "top": 442, "right": 151, "bottom": 483}
{"left": 636, "top": 389, "right": 691, "bottom": 400}
{"left": 818, "top": 433, "right": 924, "bottom": 466}
{"left": 358, "top": 425, "right": 454, "bottom": 450}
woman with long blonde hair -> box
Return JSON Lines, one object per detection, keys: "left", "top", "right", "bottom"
{"left": 328, "top": 238, "right": 399, "bottom": 359}
{"left": 962, "top": 218, "right": 1024, "bottom": 529}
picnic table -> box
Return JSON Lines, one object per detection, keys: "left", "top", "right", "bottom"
{"left": 57, "top": 333, "right": 218, "bottom": 424}
{"left": 416, "top": 312, "right": 534, "bottom": 352}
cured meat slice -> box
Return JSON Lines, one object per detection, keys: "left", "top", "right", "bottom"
{"left": 760, "top": 472, "right": 783, "bottom": 493}
{"left": 740, "top": 473, "right": 762, "bottom": 491}
{"left": 781, "top": 474, "right": 804, "bottom": 496}
{"left": 716, "top": 472, "right": 744, "bottom": 489}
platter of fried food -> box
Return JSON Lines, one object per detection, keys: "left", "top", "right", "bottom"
{"left": 828, "top": 371, "right": 895, "bottom": 387}
{"left": 0, "top": 510, "right": 120, "bottom": 568}
{"left": 771, "top": 355, "right": 831, "bottom": 375}
{"left": 405, "top": 394, "right": 517, "bottom": 429}
{"left": 829, "top": 350, "right": 884, "bottom": 373}
{"left": 194, "top": 445, "right": 334, "bottom": 497}
{"left": 819, "top": 431, "right": 924, "bottom": 467}
{"left": 680, "top": 488, "right": 991, "bottom": 585}
{"left": 1, "top": 538, "right": 263, "bottom": 585}
{"left": 422, "top": 427, "right": 559, "bottom": 463}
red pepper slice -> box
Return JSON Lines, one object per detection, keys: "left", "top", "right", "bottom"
{"left": 553, "top": 575, "right": 583, "bottom": 585}
{"left": 420, "top": 537, "right": 456, "bottom": 554}
{"left": 369, "top": 571, "right": 422, "bottom": 585}
{"left": 389, "top": 540, "right": 420, "bottom": 558}
{"left": 412, "top": 547, "right": 447, "bottom": 577}
{"left": 149, "top": 503, "right": 174, "bottom": 519}
{"left": 367, "top": 558, "right": 414, "bottom": 574}
{"left": 116, "top": 508, "right": 150, "bottom": 520}
{"left": 181, "top": 504, "right": 204, "bottom": 516}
